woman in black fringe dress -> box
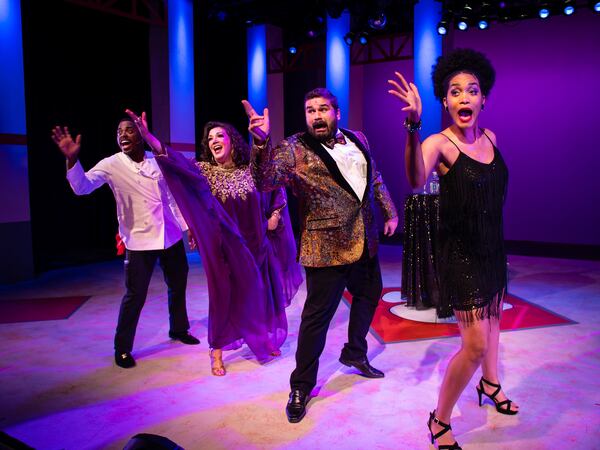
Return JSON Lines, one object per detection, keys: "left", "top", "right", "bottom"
{"left": 389, "top": 49, "right": 519, "bottom": 449}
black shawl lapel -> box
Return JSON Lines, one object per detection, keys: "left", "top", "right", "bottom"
{"left": 300, "top": 131, "right": 360, "bottom": 202}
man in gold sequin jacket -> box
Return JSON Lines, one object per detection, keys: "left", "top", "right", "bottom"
{"left": 243, "top": 88, "right": 397, "bottom": 424}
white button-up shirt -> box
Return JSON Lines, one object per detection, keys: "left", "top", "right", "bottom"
{"left": 66, "top": 151, "right": 187, "bottom": 251}
{"left": 322, "top": 130, "right": 367, "bottom": 200}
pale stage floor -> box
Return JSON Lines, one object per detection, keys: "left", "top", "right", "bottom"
{"left": 1, "top": 245, "right": 599, "bottom": 449}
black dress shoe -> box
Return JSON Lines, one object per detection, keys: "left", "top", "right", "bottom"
{"left": 339, "top": 356, "right": 384, "bottom": 378}
{"left": 286, "top": 389, "right": 309, "bottom": 423}
{"left": 169, "top": 331, "right": 200, "bottom": 345}
{"left": 115, "top": 351, "right": 136, "bottom": 369}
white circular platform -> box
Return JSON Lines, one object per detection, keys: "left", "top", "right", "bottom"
{"left": 381, "top": 291, "right": 403, "bottom": 303}
{"left": 382, "top": 291, "right": 513, "bottom": 324}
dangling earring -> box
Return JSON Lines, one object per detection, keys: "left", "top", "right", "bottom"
{"left": 445, "top": 106, "right": 449, "bottom": 112}
{"left": 481, "top": 104, "right": 485, "bottom": 110}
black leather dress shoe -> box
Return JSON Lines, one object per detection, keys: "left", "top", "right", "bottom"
{"left": 339, "top": 356, "right": 384, "bottom": 378}
{"left": 286, "top": 389, "right": 309, "bottom": 423}
{"left": 115, "top": 351, "right": 136, "bottom": 369}
{"left": 169, "top": 331, "right": 200, "bottom": 345}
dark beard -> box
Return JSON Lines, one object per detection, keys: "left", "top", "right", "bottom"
{"left": 307, "top": 121, "right": 337, "bottom": 142}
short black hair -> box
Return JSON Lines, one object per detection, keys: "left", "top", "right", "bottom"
{"left": 432, "top": 48, "right": 495, "bottom": 102}
{"left": 304, "top": 88, "right": 339, "bottom": 110}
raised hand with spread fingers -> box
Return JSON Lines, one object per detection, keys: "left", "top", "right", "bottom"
{"left": 387, "top": 71, "right": 423, "bottom": 123}
{"left": 51, "top": 126, "right": 81, "bottom": 168}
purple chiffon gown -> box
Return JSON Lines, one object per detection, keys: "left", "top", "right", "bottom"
{"left": 156, "top": 149, "right": 302, "bottom": 361}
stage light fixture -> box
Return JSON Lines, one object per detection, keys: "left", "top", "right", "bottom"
{"left": 456, "top": 3, "right": 472, "bottom": 31}
{"left": 288, "top": 45, "right": 297, "bottom": 55}
{"left": 563, "top": 0, "right": 575, "bottom": 14}
{"left": 538, "top": 6, "right": 550, "bottom": 18}
{"left": 594, "top": 1, "right": 600, "bottom": 12}
{"left": 478, "top": 19, "right": 489, "bottom": 29}
{"left": 368, "top": 11, "right": 387, "bottom": 30}
{"left": 437, "top": 20, "right": 449, "bottom": 35}
{"left": 305, "top": 15, "right": 325, "bottom": 39}
{"left": 343, "top": 32, "right": 355, "bottom": 45}
{"left": 358, "top": 32, "right": 369, "bottom": 45}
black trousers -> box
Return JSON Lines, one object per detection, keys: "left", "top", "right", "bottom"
{"left": 114, "top": 239, "right": 190, "bottom": 353}
{"left": 290, "top": 251, "right": 382, "bottom": 394}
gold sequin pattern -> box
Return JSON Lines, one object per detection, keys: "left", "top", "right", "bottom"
{"left": 252, "top": 131, "right": 397, "bottom": 267}
{"left": 197, "top": 161, "right": 256, "bottom": 203}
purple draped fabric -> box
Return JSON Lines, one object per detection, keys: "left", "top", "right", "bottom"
{"left": 266, "top": 190, "right": 303, "bottom": 306}
{"left": 156, "top": 149, "right": 301, "bottom": 361}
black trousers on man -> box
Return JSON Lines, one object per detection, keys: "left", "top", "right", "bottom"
{"left": 114, "top": 239, "right": 190, "bottom": 353}
{"left": 290, "top": 250, "right": 382, "bottom": 395}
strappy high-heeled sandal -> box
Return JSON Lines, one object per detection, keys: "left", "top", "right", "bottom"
{"left": 427, "top": 410, "right": 462, "bottom": 450}
{"left": 476, "top": 377, "right": 518, "bottom": 415}
{"left": 209, "top": 349, "right": 226, "bottom": 376}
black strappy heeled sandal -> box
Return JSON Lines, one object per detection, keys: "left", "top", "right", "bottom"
{"left": 476, "top": 377, "right": 518, "bottom": 415}
{"left": 427, "top": 410, "right": 462, "bottom": 450}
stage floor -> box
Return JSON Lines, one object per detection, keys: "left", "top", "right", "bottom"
{"left": 0, "top": 246, "right": 599, "bottom": 449}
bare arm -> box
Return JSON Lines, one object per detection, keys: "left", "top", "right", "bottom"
{"left": 388, "top": 72, "right": 439, "bottom": 188}
{"left": 265, "top": 188, "right": 288, "bottom": 231}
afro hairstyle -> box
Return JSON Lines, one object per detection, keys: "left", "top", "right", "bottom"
{"left": 432, "top": 48, "right": 495, "bottom": 102}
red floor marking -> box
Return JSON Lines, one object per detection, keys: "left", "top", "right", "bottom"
{"left": 343, "top": 288, "right": 576, "bottom": 343}
{"left": 0, "top": 296, "right": 91, "bottom": 324}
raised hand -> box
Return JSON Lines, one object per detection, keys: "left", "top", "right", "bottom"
{"left": 241, "top": 99, "right": 270, "bottom": 144}
{"left": 124, "top": 109, "right": 163, "bottom": 154}
{"left": 51, "top": 126, "right": 81, "bottom": 164}
{"left": 388, "top": 72, "right": 422, "bottom": 122}
{"left": 124, "top": 109, "right": 150, "bottom": 138}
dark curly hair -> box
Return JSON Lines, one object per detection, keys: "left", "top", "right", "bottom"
{"left": 200, "top": 121, "right": 251, "bottom": 166}
{"left": 432, "top": 48, "right": 495, "bottom": 102}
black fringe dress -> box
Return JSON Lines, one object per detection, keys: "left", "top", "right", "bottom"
{"left": 437, "top": 131, "right": 509, "bottom": 323}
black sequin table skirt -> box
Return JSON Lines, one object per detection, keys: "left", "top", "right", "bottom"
{"left": 401, "top": 194, "right": 440, "bottom": 310}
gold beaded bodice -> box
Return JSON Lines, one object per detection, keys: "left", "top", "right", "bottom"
{"left": 196, "top": 161, "right": 256, "bottom": 204}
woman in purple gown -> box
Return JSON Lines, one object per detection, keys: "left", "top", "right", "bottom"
{"left": 125, "top": 110, "right": 302, "bottom": 376}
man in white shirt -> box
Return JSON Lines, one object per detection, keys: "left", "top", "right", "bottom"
{"left": 51, "top": 119, "right": 199, "bottom": 369}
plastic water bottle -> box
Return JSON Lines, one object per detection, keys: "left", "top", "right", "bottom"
{"left": 429, "top": 171, "right": 439, "bottom": 194}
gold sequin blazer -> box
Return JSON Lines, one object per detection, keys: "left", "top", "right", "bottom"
{"left": 251, "top": 128, "right": 397, "bottom": 268}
